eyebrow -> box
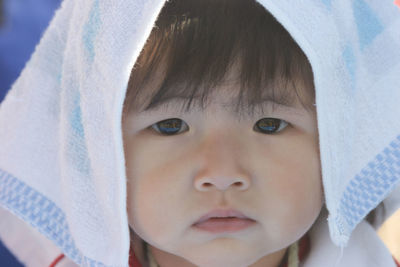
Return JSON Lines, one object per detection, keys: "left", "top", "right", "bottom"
{"left": 137, "top": 93, "right": 305, "bottom": 118}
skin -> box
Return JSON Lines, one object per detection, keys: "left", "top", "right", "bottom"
{"left": 122, "top": 69, "right": 323, "bottom": 267}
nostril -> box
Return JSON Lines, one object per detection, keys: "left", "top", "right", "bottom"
{"left": 195, "top": 176, "right": 250, "bottom": 192}
{"left": 234, "top": 181, "right": 243, "bottom": 186}
{"left": 202, "top": 181, "right": 244, "bottom": 188}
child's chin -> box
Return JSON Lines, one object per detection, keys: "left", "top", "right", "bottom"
{"left": 188, "top": 256, "right": 257, "bottom": 267}
{"left": 184, "top": 248, "right": 259, "bottom": 267}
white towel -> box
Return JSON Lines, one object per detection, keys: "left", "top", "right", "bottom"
{"left": 0, "top": 0, "right": 399, "bottom": 266}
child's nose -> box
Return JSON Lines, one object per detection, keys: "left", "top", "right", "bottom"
{"left": 193, "top": 132, "right": 251, "bottom": 192}
{"left": 194, "top": 174, "right": 250, "bottom": 192}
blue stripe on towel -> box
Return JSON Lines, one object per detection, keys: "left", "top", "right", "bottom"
{"left": 82, "top": 0, "right": 101, "bottom": 63}
{"left": 352, "top": 0, "right": 384, "bottom": 51}
{"left": 321, "top": 0, "right": 332, "bottom": 9}
{"left": 338, "top": 134, "right": 400, "bottom": 236}
{"left": 342, "top": 44, "right": 356, "bottom": 90}
{"left": 0, "top": 169, "right": 109, "bottom": 267}
{"left": 68, "top": 92, "right": 91, "bottom": 175}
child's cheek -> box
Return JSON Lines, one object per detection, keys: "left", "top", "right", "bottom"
{"left": 127, "top": 174, "right": 173, "bottom": 245}
{"left": 262, "top": 141, "right": 322, "bottom": 239}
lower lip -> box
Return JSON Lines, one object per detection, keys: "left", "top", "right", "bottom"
{"left": 193, "top": 218, "right": 256, "bottom": 233}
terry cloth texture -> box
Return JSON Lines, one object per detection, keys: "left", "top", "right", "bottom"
{"left": 35, "top": 207, "right": 400, "bottom": 267}
{"left": 0, "top": 0, "right": 399, "bottom": 266}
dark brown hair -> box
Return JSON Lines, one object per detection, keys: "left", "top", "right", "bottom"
{"left": 123, "top": 0, "right": 316, "bottom": 118}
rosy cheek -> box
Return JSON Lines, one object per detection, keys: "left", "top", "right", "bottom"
{"left": 268, "top": 160, "right": 321, "bottom": 234}
{"left": 134, "top": 174, "right": 183, "bottom": 240}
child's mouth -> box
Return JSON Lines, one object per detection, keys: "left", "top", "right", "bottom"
{"left": 192, "top": 208, "right": 256, "bottom": 233}
{"left": 193, "top": 217, "right": 256, "bottom": 233}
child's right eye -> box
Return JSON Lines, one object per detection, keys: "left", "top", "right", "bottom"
{"left": 150, "top": 118, "right": 189, "bottom": 136}
{"left": 149, "top": 117, "right": 290, "bottom": 136}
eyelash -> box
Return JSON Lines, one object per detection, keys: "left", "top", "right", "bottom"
{"left": 149, "top": 118, "right": 289, "bottom": 136}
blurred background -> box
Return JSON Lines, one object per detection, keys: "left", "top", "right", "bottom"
{"left": 0, "top": 0, "right": 399, "bottom": 266}
{"left": 0, "top": 0, "right": 61, "bottom": 102}
{"left": 0, "top": 0, "right": 62, "bottom": 266}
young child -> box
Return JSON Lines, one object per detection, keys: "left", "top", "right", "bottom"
{"left": 0, "top": 0, "right": 399, "bottom": 266}
{"left": 122, "top": 1, "right": 320, "bottom": 266}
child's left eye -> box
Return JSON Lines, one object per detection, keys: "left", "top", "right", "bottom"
{"left": 253, "top": 118, "right": 289, "bottom": 134}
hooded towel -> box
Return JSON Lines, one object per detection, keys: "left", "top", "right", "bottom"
{"left": 0, "top": 0, "right": 400, "bottom": 266}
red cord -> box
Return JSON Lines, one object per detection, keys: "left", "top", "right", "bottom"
{"left": 394, "top": 256, "right": 400, "bottom": 267}
{"left": 48, "top": 254, "right": 65, "bottom": 267}
{"left": 129, "top": 242, "right": 142, "bottom": 267}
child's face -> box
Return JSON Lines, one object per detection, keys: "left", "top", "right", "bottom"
{"left": 122, "top": 70, "right": 323, "bottom": 266}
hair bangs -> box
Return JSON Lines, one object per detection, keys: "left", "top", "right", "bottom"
{"left": 123, "top": 0, "right": 315, "bottom": 118}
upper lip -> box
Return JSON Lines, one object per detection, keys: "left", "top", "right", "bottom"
{"left": 194, "top": 209, "right": 253, "bottom": 224}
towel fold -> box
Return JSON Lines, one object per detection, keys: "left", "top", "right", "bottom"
{"left": 0, "top": 0, "right": 399, "bottom": 266}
